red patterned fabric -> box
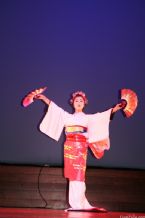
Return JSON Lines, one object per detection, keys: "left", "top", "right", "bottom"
{"left": 64, "top": 134, "right": 88, "bottom": 181}
{"left": 89, "top": 138, "right": 109, "bottom": 159}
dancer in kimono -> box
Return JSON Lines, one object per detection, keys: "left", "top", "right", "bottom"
{"left": 33, "top": 90, "right": 126, "bottom": 212}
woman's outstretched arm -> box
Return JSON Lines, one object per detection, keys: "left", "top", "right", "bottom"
{"left": 34, "top": 94, "right": 51, "bottom": 106}
{"left": 112, "top": 100, "right": 127, "bottom": 113}
{"left": 110, "top": 100, "right": 127, "bottom": 120}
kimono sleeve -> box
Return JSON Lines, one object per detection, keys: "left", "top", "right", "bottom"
{"left": 87, "top": 108, "right": 112, "bottom": 159}
{"left": 39, "top": 101, "right": 66, "bottom": 141}
{"left": 88, "top": 108, "right": 112, "bottom": 143}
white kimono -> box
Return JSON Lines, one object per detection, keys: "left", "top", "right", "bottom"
{"left": 40, "top": 101, "right": 112, "bottom": 149}
{"left": 39, "top": 102, "right": 112, "bottom": 210}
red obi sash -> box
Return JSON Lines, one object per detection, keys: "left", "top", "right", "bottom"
{"left": 66, "top": 134, "right": 87, "bottom": 142}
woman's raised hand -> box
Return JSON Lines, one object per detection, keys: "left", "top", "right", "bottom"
{"left": 34, "top": 94, "right": 51, "bottom": 105}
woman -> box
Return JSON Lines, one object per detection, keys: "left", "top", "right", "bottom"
{"left": 35, "top": 91, "right": 125, "bottom": 211}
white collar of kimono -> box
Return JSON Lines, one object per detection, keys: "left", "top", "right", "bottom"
{"left": 73, "top": 112, "right": 85, "bottom": 115}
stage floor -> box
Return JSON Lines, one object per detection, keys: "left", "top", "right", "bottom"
{"left": 0, "top": 208, "right": 145, "bottom": 218}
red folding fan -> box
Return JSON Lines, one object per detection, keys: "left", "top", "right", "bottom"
{"left": 22, "top": 87, "right": 47, "bottom": 107}
{"left": 120, "top": 88, "right": 138, "bottom": 118}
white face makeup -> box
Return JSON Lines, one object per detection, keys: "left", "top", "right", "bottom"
{"left": 73, "top": 96, "right": 85, "bottom": 112}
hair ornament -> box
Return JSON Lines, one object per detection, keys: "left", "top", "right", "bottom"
{"left": 70, "top": 91, "right": 88, "bottom": 105}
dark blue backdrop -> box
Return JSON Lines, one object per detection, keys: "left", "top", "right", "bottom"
{"left": 1, "top": 0, "right": 145, "bottom": 169}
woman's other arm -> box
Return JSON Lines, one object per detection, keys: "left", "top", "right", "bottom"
{"left": 34, "top": 94, "right": 51, "bottom": 106}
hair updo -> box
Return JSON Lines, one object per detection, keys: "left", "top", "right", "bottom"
{"left": 70, "top": 91, "right": 88, "bottom": 105}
